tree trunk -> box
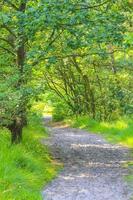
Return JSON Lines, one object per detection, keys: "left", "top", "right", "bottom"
{"left": 10, "top": 1, "right": 27, "bottom": 144}
{"left": 8, "top": 119, "right": 23, "bottom": 144}
{"left": 72, "top": 57, "right": 96, "bottom": 119}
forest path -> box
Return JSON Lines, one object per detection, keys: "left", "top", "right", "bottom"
{"left": 42, "top": 116, "right": 133, "bottom": 200}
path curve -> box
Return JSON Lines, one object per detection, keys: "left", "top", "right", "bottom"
{"left": 42, "top": 116, "right": 133, "bottom": 200}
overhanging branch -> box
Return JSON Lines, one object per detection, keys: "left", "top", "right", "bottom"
{"left": 0, "top": 37, "right": 14, "bottom": 48}
{"left": 0, "top": 45, "right": 16, "bottom": 56}
{"left": 32, "top": 49, "right": 124, "bottom": 66}
{"left": 32, "top": 30, "right": 64, "bottom": 66}
{"left": 4, "top": 0, "right": 18, "bottom": 10}
{"left": 1, "top": 24, "right": 16, "bottom": 38}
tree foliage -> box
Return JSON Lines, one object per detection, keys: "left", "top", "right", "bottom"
{"left": 0, "top": 0, "right": 132, "bottom": 142}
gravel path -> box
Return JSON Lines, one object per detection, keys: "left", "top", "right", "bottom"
{"left": 42, "top": 116, "right": 133, "bottom": 200}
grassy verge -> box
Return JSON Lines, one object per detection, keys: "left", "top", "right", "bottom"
{"left": 0, "top": 113, "right": 60, "bottom": 200}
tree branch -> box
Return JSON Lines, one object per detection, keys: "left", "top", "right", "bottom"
{"left": 0, "top": 37, "right": 14, "bottom": 48}
{"left": 4, "top": 0, "right": 18, "bottom": 10}
{"left": 45, "top": 49, "right": 123, "bottom": 60}
{"left": 0, "top": 45, "right": 16, "bottom": 56}
{"left": 32, "top": 30, "right": 64, "bottom": 66}
{"left": 1, "top": 24, "right": 16, "bottom": 38}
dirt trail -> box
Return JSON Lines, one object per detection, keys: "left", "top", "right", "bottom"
{"left": 42, "top": 116, "right": 133, "bottom": 200}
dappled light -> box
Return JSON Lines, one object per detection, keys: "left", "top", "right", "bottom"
{"left": 71, "top": 143, "right": 123, "bottom": 150}
{"left": 100, "top": 120, "right": 128, "bottom": 130}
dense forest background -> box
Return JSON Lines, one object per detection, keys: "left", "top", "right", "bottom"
{"left": 0, "top": 0, "right": 133, "bottom": 140}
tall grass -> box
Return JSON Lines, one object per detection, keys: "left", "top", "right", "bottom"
{"left": 0, "top": 113, "right": 59, "bottom": 200}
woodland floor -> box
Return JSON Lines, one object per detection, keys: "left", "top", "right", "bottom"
{"left": 42, "top": 116, "right": 133, "bottom": 200}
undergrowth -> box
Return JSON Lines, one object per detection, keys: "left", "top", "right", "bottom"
{"left": 0, "top": 113, "right": 60, "bottom": 200}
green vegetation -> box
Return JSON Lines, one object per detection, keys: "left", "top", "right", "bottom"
{"left": 0, "top": 0, "right": 132, "bottom": 143}
{"left": 0, "top": 114, "right": 59, "bottom": 200}
{"left": 0, "top": 0, "right": 132, "bottom": 198}
{"left": 66, "top": 116, "right": 133, "bottom": 148}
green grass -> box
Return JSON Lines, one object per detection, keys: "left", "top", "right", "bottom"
{"left": 0, "top": 113, "right": 60, "bottom": 200}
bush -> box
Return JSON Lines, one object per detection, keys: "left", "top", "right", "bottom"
{"left": 52, "top": 101, "right": 71, "bottom": 122}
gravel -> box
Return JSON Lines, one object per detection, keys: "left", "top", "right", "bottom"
{"left": 42, "top": 116, "right": 133, "bottom": 200}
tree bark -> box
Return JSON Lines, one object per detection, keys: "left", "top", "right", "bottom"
{"left": 9, "top": 1, "right": 27, "bottom": 143}
{"left": 72, "top": 57, "right": 96, "bottom": 118}
{"left": 8, "top": 119, "right": 23, "bottom": 144}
